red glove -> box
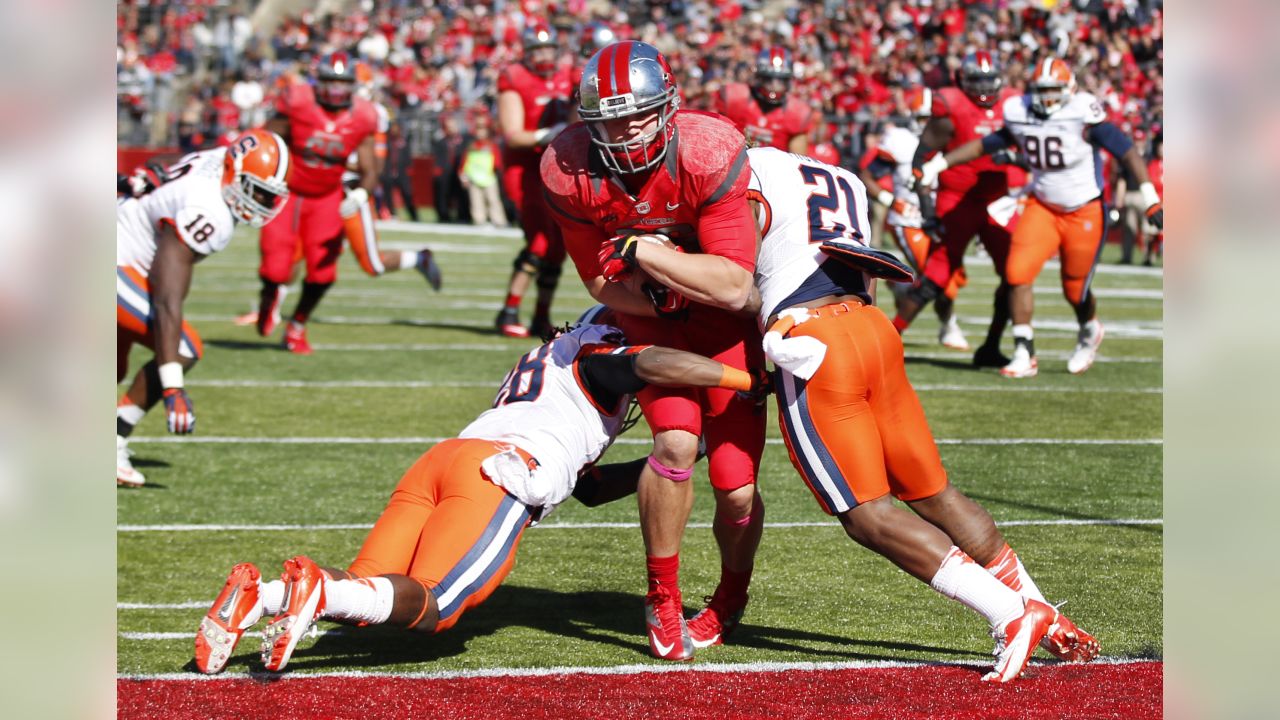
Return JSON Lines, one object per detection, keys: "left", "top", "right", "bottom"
{"left": 642, "top": 282, "right": 690, "bottom": 321}
{"left": 598, "top": 235, "right": 640, "bottom": 283}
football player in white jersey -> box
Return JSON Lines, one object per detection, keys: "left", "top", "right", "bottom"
{"left": 746, "top": 146, "right": 1098, "bottom": 682}
{"left": 191, "top": 310, "right": 769, "bottom": 674}
{"left": 918, "top": 58, "right": 1164, "bottom": 377}
{"left": 116, "top": 129, "right": 291, "bottom": 486}
{"left": 859, "top": 87, "right": 970, "bottom": 351}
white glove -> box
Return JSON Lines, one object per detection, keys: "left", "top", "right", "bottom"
{"left": 915, "top": 154, "right": 949, "bottom": 189}
{"left": 763, "top": 308, "right": 828, "bottom": 380}
{"left": 340, "top": 187, "right": 370, "bottom": 219}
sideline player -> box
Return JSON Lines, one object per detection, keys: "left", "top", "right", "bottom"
{"left": 896, "top": 51, "right": 1025, "bottom": 367}
{"left": 252, "top": 53, "right": 441, "bottom": 355}
{"left": 714, "top": 46, "right": 814, "bottom": 154}
{"left": 920, "top": 58, "right": 1163, "bottom": 377}
{"left": 542, "top": 41, "right": 766, "bottom": 661}
{"left": 191, "top": 312, "right": 769, "bottom": 673}
{"left": 859, "top": 86, "right": 969, "bottom": 350}
{"left": 116, "top": 129, "right": 291, "bottom": 487}
{"left": 494, "top": 24, "right": 574, "bottom": 338}
{"left": 746, "top": 146, "right": 1098, "bottom": 682}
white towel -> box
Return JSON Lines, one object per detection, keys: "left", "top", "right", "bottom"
{"left": 762, "top": 308, "right": 828, "bottom": 380}
{"left": 481, "top": 444, "right": 549, "bottom": 507}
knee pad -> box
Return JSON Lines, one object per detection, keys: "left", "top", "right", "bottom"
{"left": 647, "top": 455, "right": 692, "bottom": 483}
{"left": 535, "top": 262, "right": 562, "bottom": 291}
{"left": 514, "top": 249, "right": 541, "bottom": 275}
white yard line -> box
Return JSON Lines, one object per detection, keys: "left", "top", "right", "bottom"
{"left": 116, "top": 517, "right": 1162, "bottom": 536}
{"left": 127, "top": 436, "right": 1162, "bottom": 447}
{"left": 116, "top": 656, "right": 1157, "bottom": 677}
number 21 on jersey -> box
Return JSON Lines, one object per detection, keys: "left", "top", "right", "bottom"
{"left": 799, "top": 164, "right": 863, "bottom": 243}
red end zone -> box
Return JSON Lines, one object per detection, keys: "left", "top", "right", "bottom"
{"left": 118, "top": 660, "right": 1161, "bottom": 719}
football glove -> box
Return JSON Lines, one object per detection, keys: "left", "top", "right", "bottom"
{"left": 991, "top": 148, "right": 1031, "bottom": 170}
{"left": 163, "top": 388, "right": 196, "bottom": 434}
{"left": 598, "top": 235, "right": 640, "bottom": 283}
{"left": 1145, "top": 203, "right": 1163, "bottom": 230}
{"left": 642, "top": 282, "right": 690, "bottom": 321}
{"left": 912, "top": 154, "right": 949, "bottom": 190}
{"left": 339, "top": 187, "right": 370, "bottom": 219}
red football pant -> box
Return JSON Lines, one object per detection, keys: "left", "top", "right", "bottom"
{"left": 922, "top": 190, "right": 1012, "bottom": 288}
{"left": 614, "top": 308, "right": 765, "bottom": 492}
{"left": 259, "top": 187, "right": 345, "bottom": 285}
{"left": 502, "top": 162, "right": 565, "bottom": 265}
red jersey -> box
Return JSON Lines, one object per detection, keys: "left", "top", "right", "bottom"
{"left": 275, "top": 83, "right": 378, "bottom": 197}
{"left": 1147, "top": 157, "right": 1163, "bottom": 196}
{"left": 497, "top": 62, "right": 574, "bottom": 167}
{"left": 540, "top": 110, "right": 757, "bottom": 283}
{"left": 931, "top": 86, "right": 1025, "bottom": 201}
{"left": 713, "top": 83, "right": 814, "bottom": 151}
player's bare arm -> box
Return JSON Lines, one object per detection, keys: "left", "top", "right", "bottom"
{"left": 788, "top": 131, "right": 808, "bottom": 155}
{"left": 499, "top": 90, "right": 560, "bottom": 149}
{"left": 633, "top": 240, "right": 755, "bottom": 312}
{"left": 584, "top": 274, "right": 660, "bottom": 318}
{"left": 634, "top": 346, "right": 766, "bottom": 393}
{"left": 149, "top": 223, "right": 200, "bottom": 369}
{"left": 264, "top": 115, "right": 291, "bottom": 144}
{"left": 912, "top": 115, "right": 955, "bottom": 167}
{"left": 356, "top": 135, "right": 379, "bottom": 194}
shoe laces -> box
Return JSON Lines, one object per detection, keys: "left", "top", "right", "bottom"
{"left": 646, "top": 585, "right": 683, "bottom": 630}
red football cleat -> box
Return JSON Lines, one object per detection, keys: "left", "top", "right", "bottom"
{"left": 261, "top": 556, "right": 326, "bottom": 672}
{"left": 687, "top": 590, "right": 748, "bottom": 649}
{"left": 644, "top": 584, "right": 693, "bottom": 661}
{"left": 194, "top": 563, "right": 263, "bottom": 674}
{"left": 1041, "top": 610, "right": 1100, "bottom": 663}
{"left": 983, "top": 599, "right": 1057, "bottom": 683}
{"left": 282, "top": 322, "right": 313, "bottom": 355}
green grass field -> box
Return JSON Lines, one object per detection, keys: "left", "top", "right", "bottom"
{"left": 116, "top": 224, "right": 1162, "bottom": 676}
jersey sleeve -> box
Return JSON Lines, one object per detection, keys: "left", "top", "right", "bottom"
{"left": 168, "top": 205, "right": 234, "bottom": 256}
{"left": 930, "top": 89, "right": 950, "bottom": 118}
{"left": 1080, "top": 93, "right": 1108, "bottom": 125}
{"left": 274, "top": 83, "right": 309, "bottom": 119}
{"left": 575, "top": 344, "right": 651, "bottom": 412}
{"left": 497, "top": 66, "right": 520, "bottom": 94}
{"left": 696, "top": 145, "right": 757, "bottom": 272}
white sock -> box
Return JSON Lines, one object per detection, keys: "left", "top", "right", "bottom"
{"left": 930, "top": 547, "right": 1024, "bottom": 630}
{"left": 322, "top": 577, "right": 395, "bottom": 625}
{"left": 260, "top": 579, "right": 286, "bottom": 615}
{"left": 401, "top": 250, "right": 420, "bottom": 270}
{"left": 117, "top": 403, "right": 145, "bottom": 426}
{"left": 1011, "top": 324, "right": 1034, "bottom": 341}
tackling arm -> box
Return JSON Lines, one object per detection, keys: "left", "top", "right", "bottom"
{"left": 1087, "top": 122, "right": 1162, "bottom": 227}
{"left": 634, "top": 240, "right": 755, "bottom": 312}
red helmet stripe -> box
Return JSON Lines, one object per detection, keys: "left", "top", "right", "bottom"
{"left": 771, "top": 47, "right": 783, "bottom": 66}
{"left": 975, "top": 50, "right": 992, "bottom": 71}
{"left": 612, "top": 41, "right": 634, "bottom": 95}
{"left": 597, "top": 43, "right": 616, "bottom": 96}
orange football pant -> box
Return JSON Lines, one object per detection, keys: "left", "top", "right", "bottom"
{"left": 348, "top": 438, "right": 533, "bottom": 632}
{"left": 1005, "top": 196, "right": 1105, "bottom": 305}
{"left": 773, "top": 302, "right": 948, "bottom": 514}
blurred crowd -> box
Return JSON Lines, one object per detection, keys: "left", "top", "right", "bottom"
{"left": 118, "top": 0, "right": 1162, "bottom": 211}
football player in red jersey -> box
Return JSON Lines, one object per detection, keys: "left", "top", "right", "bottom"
{"left": 494, "top": 23, "right": 575, "bottom": 338}
{"left": 713, "top": 46, "right": 815, "bottom": 154}
{"left": 542, "top": 41, "right": 765, "bottom": 661}
{"left": 251, "top": 53, "right": 442, "bottom": 355}
{"left": 895, "top": 51, "right": 1025, "bottom": 367}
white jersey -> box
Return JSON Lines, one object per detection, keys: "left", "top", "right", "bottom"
{"left": 877, "top": 124, "right": 929, "bottom": 228}
{"left": 747, "top": 147, "right": 873, "bottom": 328}
{"left": 116, "top": 148, "right": 237, "bottom": 274}
{"left": 458, "top": 323, "right": 630, "bottom": 516}
{"left": 1001, "top": 91, "right": 1108, "bottom": 212}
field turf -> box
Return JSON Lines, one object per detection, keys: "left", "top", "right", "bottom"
{"left": 117, "top": 223, "right": 1162, "bottom": 685}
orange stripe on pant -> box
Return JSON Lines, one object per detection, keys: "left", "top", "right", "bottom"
{"left": 116, "top": 265, "right": 204, "bottom": 382}
{"left": 347, "top": 438, "right": 533, "bottom": 632}
{"left": 343, "top": 193, "right": 386, "bottom": 276}
{"left": 1005, "top": 196, "right": 1105, "bottom": 305}
{"left": 773, "top": 303, "right": 947, "bottom": 514}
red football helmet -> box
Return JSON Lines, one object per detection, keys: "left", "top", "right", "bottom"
{"left": 1029, "top": 57, "right": 1076, "bottom": 117}
{"left": 752, "top": 46, "right": 794, "bottom": 106}
{"left": 522, "top": 23, "right": 559, "bottom": 76}
{"left": 221, "top": 129, "right": 291, "bottom": 227}
{"left": 956, "top": 50, "right": 1003, "bottom": 108}
{"left": 314, "top": 52, "right": 357, "bottom": 110}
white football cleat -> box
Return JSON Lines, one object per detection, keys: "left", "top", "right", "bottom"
{"left": 1067, "top": 322, "right": 1105, "bottom": 375}
{"left": 983, "top": 599, "right": 1057, "bottom": 683}
{"left": 1000, "top": 345, "right": 1038, "bottom": 379}
{"left": 117, "top": 435, "right": 145, "bottom": 488}
{"left": 938, "top": 316, "right": 970, "bottom": 351}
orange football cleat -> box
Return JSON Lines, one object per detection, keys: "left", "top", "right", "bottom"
{"left": 194, "top": 563, "right": 263, "bottom": 674}
{"left": 261, "top": 556, "right": 326, "bottom": 672}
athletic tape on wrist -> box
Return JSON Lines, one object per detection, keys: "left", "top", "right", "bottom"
{"left": 158, "top": 362, "right": 184, "bottom": 389}
{"left": 647, "top": 455, "right": 693, "bottom": 482}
